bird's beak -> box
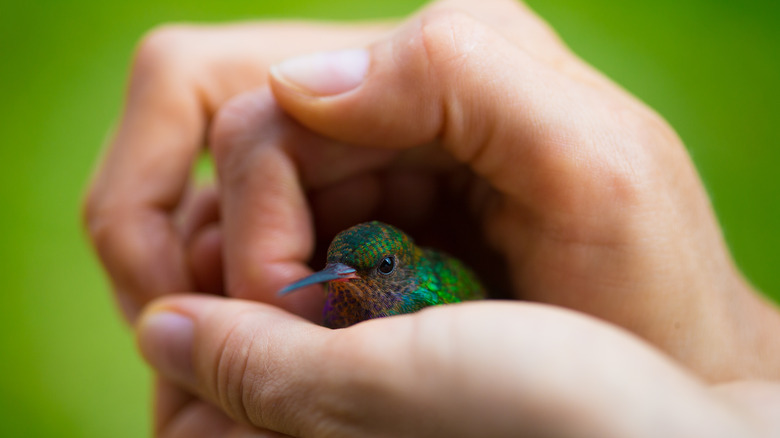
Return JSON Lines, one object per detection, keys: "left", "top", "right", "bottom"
{"left": 278, "top": 263, "right": 358, "bottom": 295}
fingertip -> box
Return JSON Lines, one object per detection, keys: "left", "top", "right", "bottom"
{"left": 148, "top": 295, "right": 330, "bottom": 432}
{"left": 266, "top": 13, "right": 475, "bottom": 149}
{"left": 209, "top": 87, "right": 283, "bottom": 166}
{"left": 136, "top": 305, "right": 196, "bottom": 388}
{"left": 269, "top": 48, "right": 370, "bottom": 97}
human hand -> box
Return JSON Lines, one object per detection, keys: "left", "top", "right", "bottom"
{"left": 208, "top": 0, "right": 780, "bottom": 380}
{"left": 264, "top": 0, "right": 780, "bottom": 381}
{"left": 83, "top": 0, "right": 780, "bottom": 380}
{"left": 135, "top": 295, "right": 779, "bottom": 437}
{"left": 83, "top": 0, "right": 780, "bottom": 435}
{"left": 81, "top": 19, "right": 397, "bottom": 437}
{"left": 82, "top": 19, "right": 395, "bottom": 322}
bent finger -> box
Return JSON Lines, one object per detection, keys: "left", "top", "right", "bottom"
{"left": 209, "top": 88, "right": 322, "bottom": 319}
{"left": 83, "top": 22, "right": 395, "bottom": 320}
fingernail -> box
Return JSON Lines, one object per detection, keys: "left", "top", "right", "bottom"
{"left": 270, "top": 48, "right": 369, "bottom": 96}
{"left": 137, "top": 310, "right": 195, "bottom": 386}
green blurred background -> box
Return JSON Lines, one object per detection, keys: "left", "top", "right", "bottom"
{"left": 1, "top": 0, "right": 778, "bottom": 436}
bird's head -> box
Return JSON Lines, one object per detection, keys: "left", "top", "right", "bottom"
{"left": 278, "top": 221, "right": 419, "bottom": 296}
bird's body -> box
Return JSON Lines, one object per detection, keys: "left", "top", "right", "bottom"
{"left": 280, "top": 221, "right": 486, "bottom": 328}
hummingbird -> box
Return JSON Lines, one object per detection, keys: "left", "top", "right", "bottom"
{"left": 279, "top": 221, "right": 486, "bottom": 329}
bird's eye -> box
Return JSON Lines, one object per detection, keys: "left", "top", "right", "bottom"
{"left": 377, "top": 256, "right": 395, "bottom": 275}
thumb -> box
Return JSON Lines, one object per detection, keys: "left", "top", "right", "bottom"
{"left": 135, "top": 294, "right": 434, "bottom": 436}
{"left": 134, "top": 296, "right": 757, "bottom": 438}
{"left": 268, "top": 9, "right": 612, "bottom": 197}
{"left": 135, "top": 295, "right": 332, "bottom": 434}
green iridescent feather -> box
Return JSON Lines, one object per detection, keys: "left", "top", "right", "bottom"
{"left": 280, "top": 221, "right": 486, "bottom": 328}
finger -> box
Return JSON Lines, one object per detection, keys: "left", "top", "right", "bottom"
{"left": 424, "top": 0, "right": 570, "bottom": 61}
{"left": 84, "top": 27, "right": 210, "bottom": 317}
{"left": 268, "top": 8, "right": 654, "bottom": 223}
{"left": 178, "top": 186, "right": 220, "bottom": 243}
{"left": 137, "top": 295, "right": 333, "bottom": 436}
{"left": 208, "top": 89, "right": 322, "bottom": 320}
{"left": 176, "top": 186, "right": 225, "bottom": 295}
{"left": 83, "top": 22, "right": 395, "bottom": 319}
{"left": 265, "top": 8, "right": 686, "bottom": 322}
{"left": 415, "top": 0, "right": 613, "bottom": 94}
{"left": 187, "top": 223, "right": 224, "bottom": 295}
{"left": 137, "top": 295, "right": 757, "bottom": 437}
{"left": 209, "top": 87, "right": 410, "bottom": 319}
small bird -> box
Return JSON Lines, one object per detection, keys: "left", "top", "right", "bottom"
{"left": 279, "top": 221, "right": 486, "bottom": 328}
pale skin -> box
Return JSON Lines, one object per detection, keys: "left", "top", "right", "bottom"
{"left": 83, "top": 0, "right": 780, "bottom": 436}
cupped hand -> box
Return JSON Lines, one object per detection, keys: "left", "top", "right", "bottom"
{"left": 82, "top": 19, "right": 395, "bottom": 321}
{"left": 83, "top": 0, "right": 780, "bottom": 435}
{"left": 266, "top": 0, "right": 780, "bottom": 381}
{"left": 135, "top": 295, "right": 777, "bottom": 438}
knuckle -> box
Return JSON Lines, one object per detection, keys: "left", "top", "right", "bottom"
{"left": 129, "top": 24, "right": 205, "bottom": 95}
{"left": 308, "top": 326, "right": 406, "bottom": 434}
{"left": 81, "top": 183, "right": 122, "bottom": 245}
{"left": 208, "top": 95, "right": 251, "bottom": 166}
{"left": 82, "top": 190, "right": 179, "bottom": 299}
{"left": 300, "top": 318, "right": 454, "bottom": 437}
{"left": 308, "top": 334, "right": 370, "bottom": 434}
{"left": 212, "top": 312, "right": 253, "bottom": 423}
{"left": 133, "top": 25, "right": 194, "bottom": 73}
{"left": 208, "top": 90, "right": 285, "bottom": 185}
{"left": 82, "top": 187, "right": 121, "bottom": 250}
{"left": 406, "top": 8, "right": 498, "bottom": 162}
{"left": 83, "top": 205, "right": 153, "bottom": 274}
{"left": 535, "top": 128, "right": 651, "bottom": 223}
{"left": 211, "top": 310, "right": 280, "bottom": 426}
{"left": 416, "top": 7, "right": 486, "bottom": 71}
